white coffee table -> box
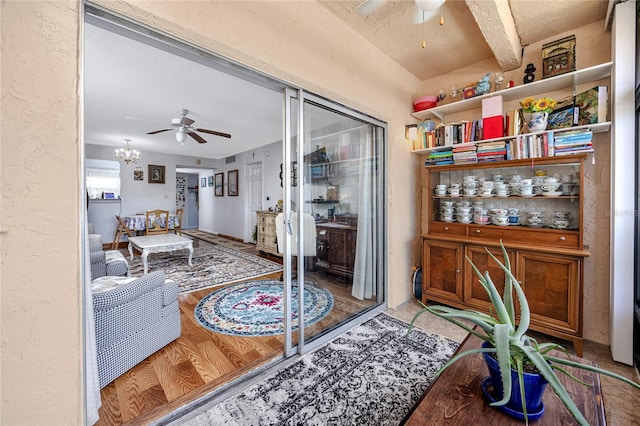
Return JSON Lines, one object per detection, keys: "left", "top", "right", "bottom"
{"left": 128, "top": 234, "right": 194, "bottom": 274}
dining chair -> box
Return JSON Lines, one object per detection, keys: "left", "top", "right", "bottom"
{"left": 112, "top": 215, "right": 135, "bottom": 250}
{"left": 174, "top": 208, "right": 184, "bottom": 236}
{"left": 145, "top": 210, "right": 170, "bottom": 236}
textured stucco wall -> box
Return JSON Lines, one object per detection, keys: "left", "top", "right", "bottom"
{"left": 419, "top": 21, "right": 613, "bottom": 344}
{"left": 1, "top": 1, "right": 422, "bottom": 423}
{"left": 1, "top": 1, "right": 83, "bottom": 423}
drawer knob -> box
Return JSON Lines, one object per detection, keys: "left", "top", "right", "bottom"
{"left": 475, "top": 229, "right": 481, "bottom": 233}
{"left": 456, "top": 269, "right": 461, "bottom": 274}
{"left": 560, "top": 237, "right": 566, "bottom": 241}
{"left": 444, "top": 227, "right": 449, "bottom": 231}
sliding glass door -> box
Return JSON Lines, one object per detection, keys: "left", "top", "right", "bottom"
{"left": 282, "top": 90, "right": 386, "bottom": 355}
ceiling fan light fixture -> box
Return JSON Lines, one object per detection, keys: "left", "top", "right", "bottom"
{"left": 176, "top": 127, "right": 187, "bottom": 144}
{"left": 115, "top": 139, "right": 140, "bottom": 164}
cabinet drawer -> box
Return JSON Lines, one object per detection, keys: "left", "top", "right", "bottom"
{"left": 468, "top": 226, "right": 579, "bottom": 248}
{"left": 430, "top": 222, "right": 467, "bottom": 236}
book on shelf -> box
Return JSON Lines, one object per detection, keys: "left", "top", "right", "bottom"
{"left": 574, "top": 86, "right": 608, "bottom": 125}
{"left": 547, "top": 104, "right": 579, "bottom": 130}
{"left": 483, "top": 115, "right": 503, "bottom": 139}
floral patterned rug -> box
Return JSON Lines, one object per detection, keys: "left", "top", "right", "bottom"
{"left": 127, "top": 246, "right": 282, "bottom": 294}
{"left": 180, "top": 313, "right": 459, "bottom": 426}
{"left": 194, "top": 280, "right": 334, "bottom": 336}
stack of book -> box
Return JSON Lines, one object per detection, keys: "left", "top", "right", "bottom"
{"left": 476, "top": 141, "right": 507, "bottom": 163}
{"left": 452, "top": 144, "right": 477, "bottom": 164}
{"left": 424, "top": 148, "right": 453, "bottom": 166}
{"left": 552, "top": 130, "right": 593, "bottom": 156}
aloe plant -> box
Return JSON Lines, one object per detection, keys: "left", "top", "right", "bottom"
{"left": 410, "top": 241, "right": 640, "bottom": 425}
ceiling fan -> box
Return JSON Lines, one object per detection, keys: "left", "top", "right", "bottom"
{"left": 146, "top": 109, "right": 231, "bottom": 144}
{"left": 357, "top": 0, "right": 446, "bottom": 25}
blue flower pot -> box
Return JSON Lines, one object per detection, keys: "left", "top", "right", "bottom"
{"left": 481, "top": 342, "right": 548, "bottom": 419}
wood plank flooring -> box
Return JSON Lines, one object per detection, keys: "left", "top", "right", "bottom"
{"left": 96, "top": 238, "right": 375, "bottom": 425}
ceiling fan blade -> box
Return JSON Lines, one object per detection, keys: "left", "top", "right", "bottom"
{"left": 180, "top": 117, "right": 195, "bottom": 126}
{"left": 188, "top": 132, "right": 207, "bottom": 144}
{"left": 147, "top": 129, "right": 173, "bottom": 135}
{"left": 196, "top": 128, "right": 232, "bottom": 139}
{"left": 356, "top": 0, "right": 386, "bottom": 15}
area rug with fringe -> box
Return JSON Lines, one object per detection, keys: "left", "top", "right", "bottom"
{"left": 194, "top": 280, "right": 334, "bottom": 336}
{"left": 182, "top": 229, "right": 257, "bottom": 251}
{"left": 180, "top": 312, "right": 459, "bottom": 426}
{"left": 128, "top": 245, "right": 283, "bottom": 294}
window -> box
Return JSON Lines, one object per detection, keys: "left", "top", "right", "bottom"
{"left": 86, "top": 159, "right": 120, "bottom": 199}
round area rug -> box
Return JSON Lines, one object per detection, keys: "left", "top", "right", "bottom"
{"left": 194, "top": 280, "right": 334, "bottom": 336}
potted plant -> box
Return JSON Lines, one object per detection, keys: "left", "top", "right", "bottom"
{"left": 410, "top": 241, "right": 640, "bottom": 425}
{"left": 519, "top": 96, "right": 557, "bottom": 132}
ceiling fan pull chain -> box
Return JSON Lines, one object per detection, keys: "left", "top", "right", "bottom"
{"left": 439, "top": 0, "right": 444, "bottom": 25}
{"left": 422, "top": 11, "right": 426, "bottom": 48}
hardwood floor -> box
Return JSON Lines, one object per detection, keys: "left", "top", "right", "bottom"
{"left": 96, "top": 237, "right": 375, "bottom": 425}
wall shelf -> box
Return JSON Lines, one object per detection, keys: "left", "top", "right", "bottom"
{"left": 412, "top": 62, "right": 613, "bottom": 122}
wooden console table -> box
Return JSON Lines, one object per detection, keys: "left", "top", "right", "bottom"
{"left": 401, "top": 331, "right": 605, "bottom": 425}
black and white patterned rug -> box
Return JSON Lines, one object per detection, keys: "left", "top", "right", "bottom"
{"left": 181, "top": 312, "right": 459, "bottom": 425}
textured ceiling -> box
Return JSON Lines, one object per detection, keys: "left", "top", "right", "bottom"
{"left": 319, "top": 0, "right": 608, "bottom": 80}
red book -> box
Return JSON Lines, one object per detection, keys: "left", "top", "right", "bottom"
{"left": 483, "top": 115, "right": 504, "bottom": 140}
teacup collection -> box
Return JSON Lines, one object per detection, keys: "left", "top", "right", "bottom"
{"left": 435, "top": 173, "right": 571, "bottom": 198}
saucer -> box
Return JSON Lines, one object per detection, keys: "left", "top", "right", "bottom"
{"left": 542, "top": 191, "right": 564, "bottom": 197}
{"left": 480, "top": 377, "right": 545, "bottom": 421}
{"left": 518, "top": 193, "right": 536, "bottom": 197}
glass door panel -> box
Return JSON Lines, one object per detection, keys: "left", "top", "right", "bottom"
{"left": 284, "top": 90, "right": 386, "bottom": 354}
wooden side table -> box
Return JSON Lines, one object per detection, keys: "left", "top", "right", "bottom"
{"left": 401, "top": 331, "right": 605, "bottom": 425}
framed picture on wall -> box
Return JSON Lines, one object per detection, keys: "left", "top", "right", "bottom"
{"left": 148, "top": 165, "right": 165, "bottom": 184}
{"left": 214, "top": 173, "right": 224, "bottom": 196}
{"left": 228, "top": 169, "right": 238, "bottom": 196}
{"left": 201, "top": 177, "right": 206, "bottom": 188}
{"left": 207, "top": 176, "right": 213, "bottom": 187}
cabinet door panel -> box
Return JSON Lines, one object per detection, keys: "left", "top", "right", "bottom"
{"left": 517, "top": 251, "right": 580, "bottom": 334}
{"left": 423, "top": 240, "right": 463, "bottom": 303}
{"left": 464, "top": 245, "right": 515, "bottom": 312}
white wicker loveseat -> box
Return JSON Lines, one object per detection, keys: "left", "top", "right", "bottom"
{"left": 92, "top": 271, "right": 181, "bottom": 388}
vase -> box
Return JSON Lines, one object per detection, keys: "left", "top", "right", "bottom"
{"left": 525, "top": 111, "right": 549, "bottom": 132}
{"left": 481, "top": 342, "right": 548, "bottom": 421}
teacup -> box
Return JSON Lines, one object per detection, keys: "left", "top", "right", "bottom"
{"left": 463, "top": 181, "right": 478, "bottom": 189}
{"left": 474, "top": 207, "right": 488, "bottom": 216}
{"left": 474, "top": 214, "right": 490, "bottom": 224}
{"left": 456, "top": 201, "right": 472, "bottom": 208}
{"left": 544, "top": 176, "right": 558, "bottom": 184}
{"left": 482, "top": 181, "right": 494, "bottom": 189}
{"left": 435, "top": 184, "right": 447, "bottom": 190}
{"left": 519, "top": 179, "right": 533, "bottom": 186}
{"left": 463, "top": 175, "right": 477, "bottom": 182}
{"left": 518, "top": 185, "right": 534, "bottom": 196}
{"left": 540, "top": 183, "right": 561, "bottom": 192}
{"left": 496, "top": 189, "right": 509, "bottom": 196}
{"left": 435, "top": 189, "right": 447, "bottom": 196}
{"left": 532, "top": 176, "right": 545, "bottom": 186}
{"left": 492, "top": 174, "right": 503, "bottom": 181}
{"left": 463, "top": 188, "right": 477, "bottom": 196}
{"left": 481, "top": 189, "right": 493, "bottom": 197}
{"left": 441, "top": 215, "right": 454, "bottom": 223}
{"left": 510, "top": 174, "right": 523, "bottom": 182}
{"left": 552, "top": 218, "right": 570, "bottom": 228}
{"left": 450, "top": 183, "right": 461, "bottom": 189}
{"left": 508, "top": 208, "right": 519, "bottom": 216}
{"left": 448, "top": 188, "right": 461, "bottom": 196}
{"left": 490, "top": 208, "right": 508, "bottom": 216}
{"left": 457, "top": 207, "right": 472, "bottom": 215}
{"left": 527, "top": 217, "right": 543, "bottom": 225}
{"left": 492, "top": 216, "right": 509, "bottom": 226}
{"left": 554, "top": 211, "right": 570, "bottom": 219}
{"left": 508, "top": 215, "right": 521, "bottom": 224}
{"left": 441, "top": 200, "right": 455, "bottom": 208}
{"left": 528, "top": 211, "right": 543, "bottom": 218}
{"left": 456, "top": 214, "right": 473, "bottom": 224}
{"left": 441, "top": 207, "right": 454, "bottom": 215}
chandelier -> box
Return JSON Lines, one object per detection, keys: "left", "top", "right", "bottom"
{"left": 115, "top": 139, "right": 140, "bottom": 164}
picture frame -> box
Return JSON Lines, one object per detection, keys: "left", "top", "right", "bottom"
{"left": 542, "top": 35, "right": 576, "bottom": 79}
{"left": 228, "top": 169, "right": 239, "bottom": 196}
{"left": 547, "top": 104, "right": 578, "bottom": 130}
{"left": 133, "top": 169, "right": 144, "bottom": 181}
{"left": 207, "top": 176, "right": 213, "bottom": 187}
{"left": 148, "top": 164, "right": 165, "bottom": 184}
{"left": 214, "top": 173, "right": 224, "bottom": 196}
{"left": 201, "top": 177, "right": 207, "bottom": 188}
